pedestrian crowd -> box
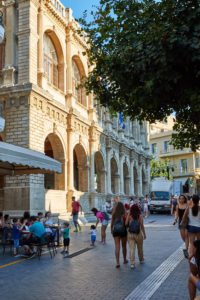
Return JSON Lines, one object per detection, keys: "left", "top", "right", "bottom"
{"left": 171, "top": 194, "right": 200, "bottom": 300}
{"left": 91, "top": 196, "right": 147, "bottom": 269}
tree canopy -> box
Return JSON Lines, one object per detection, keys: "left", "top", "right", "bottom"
{"left": 79, "top": 0, "right": 200, "bottom": 151}
{"left": 150, "top": 157, "right": 173, "bottom": 180}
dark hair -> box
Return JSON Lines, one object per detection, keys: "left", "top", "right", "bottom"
{"left": 179, "top": 194, "right": 187, "bottom": 204}
{"left": 129, "top": 197, "right": 133, "bottom": 201}
{"left": 0, "top": 212, "right": 3, "bottom": 218}
{"left": 24, "top": 211, "right": 30, "bottom": 219}
{"left": 113, "top": 202, "right": 125, "bottom": 221}
{"left": 4, "top": 214, "right": 9, "bottom": 221}
{"left": 45, "top": 211, "right": 51, "bottom": 218}
{"left": 192, "top": 195, "right": 199, "bottom": 217}
{"left": 130, "top": 204, "right": 141, "bottom": 220}
{"left": 91, "top": 225, "right": 96, "bottom": 229}
{"left": 63, "top": 222, "right": 69, "bottom": 227}
{"left": 194, "top": 240, "right": 200, "bottom": 275}
{"left": 91, "top": 208, "right": 98, "bottom": 216}
{"left": 38, "top": 212, "right": 43, "bottom": 216}
{"left": 30, "top": 216, "right": 37, "bottom": 222}
{"left": 72, "top": 196, "right": 76, "bottom": 201}
{"left": 13, "top": 218, "right": 17, "bottom": 223}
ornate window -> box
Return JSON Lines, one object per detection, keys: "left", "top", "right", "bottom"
{"left": 43, "top": 34, "right": 58, "bottom": 87}
{"left": 72, "top": 60, "right": 86, "bottom": 106}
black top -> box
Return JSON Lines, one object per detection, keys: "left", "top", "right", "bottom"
{"left": 178, "top": 208, "right": 185, "bottom": 223}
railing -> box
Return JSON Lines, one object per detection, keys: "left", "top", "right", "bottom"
{"left": 51, "top": 0, "right": 66, "bottom": 17}
{"left": 172, "top": 168, "right": 200, "bottom": 176}
{"left": 160, "top": 147, "right": 192, "bottom": 155}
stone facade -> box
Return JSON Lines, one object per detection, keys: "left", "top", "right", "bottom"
{"left": 0, "top": 0, "right": 151, "bottom": 216}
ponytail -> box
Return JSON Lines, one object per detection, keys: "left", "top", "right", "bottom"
{"left": 192, "top": 194, "right": 199, "bottom": 217}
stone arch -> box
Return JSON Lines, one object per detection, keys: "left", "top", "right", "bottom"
{"left": 94, "top": 151, "right": 105, "bottom": 193}
{"left": 72, "top": 55, "right": 87, "bottom": 106}
{"left": 44, "top": 133, "right": 65, "bottom": 190}
{"left": 111, "top": 157, "right": 119, "bottom": 194}
{"left": 134, "top": 165, "right": 139, "bottom": 197}
{"left": 123, "top": 162, "right": 130, "bottom": 195}
{"left": 73, "top": 144, "right": 88, "bottom": 192}
{"left": 43, "top": 30, "right": 64, "bottom": 91}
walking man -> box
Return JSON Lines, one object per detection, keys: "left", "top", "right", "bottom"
{"left": 72, "top": 196, "right": 82, "bottom": 232}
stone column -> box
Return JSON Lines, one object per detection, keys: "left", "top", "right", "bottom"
{"left": 3, "top": 0, "right": 17, "bottom": 85}
{"left": 130, "top": 159, "right": 134, "bottom": 195}
{"left": 138, "top": 156, "right": 143, "bottom": 197}
{"left": 119, "top": 145, "right": 124, "bottom": 194}
{"left": 89, "top": 130, "right": 95, "bottom": 193}
{"left": 106, "top": 138, "right": 112, "bottom": 194}
{"left": 66, "top": 27, "right": 74, "bottom": 107}
{"left": 37, "top": 6, "right": 44, "bottom": 87}
{"left": 67, "top": 116, "right": 74, "bottom": 212}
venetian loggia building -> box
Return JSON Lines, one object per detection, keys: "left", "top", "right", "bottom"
{"left": 0, "top": 0, "right": 151, "bottom": 216}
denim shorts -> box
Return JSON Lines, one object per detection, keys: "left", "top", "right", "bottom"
{"left": 198, "top": 280, "right": 200, "bottom": 291}
{"left": 188, "top": 225, "right": 200, "bottom": 234}
{"left": 14, "top": 239, "right": 19, "bottom": 249}
{"left": 102, "top": 220, "right": 108, "bottom": 226}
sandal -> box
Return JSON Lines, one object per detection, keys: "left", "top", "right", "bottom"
{"left": 116, "top": 264, "right": 120, "bottom": 268}
{"left": 123, "top": 260, "right": 128, "bottom": 264}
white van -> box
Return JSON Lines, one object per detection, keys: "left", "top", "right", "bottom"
{"left": 150, "top": 191, "right": 171, "bottom": 214}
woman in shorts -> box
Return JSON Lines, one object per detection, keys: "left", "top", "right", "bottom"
{"left": 91, "top": 208, "right": 108, "bottom": 245}
{"left": 174, "top": 195, "right": 189, "bottom": 257}
{"left": 111, "top": 202, "right": 128, "bottom": 268}
{"left": 182, "top": 195, "right": 200, "bottom": 255}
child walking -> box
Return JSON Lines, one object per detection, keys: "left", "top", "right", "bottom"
{"left": 90, "top": 225, "right": 96, "bottom": 246}
{"left": 61, "top": 222, "right": 70, "bottom": 257}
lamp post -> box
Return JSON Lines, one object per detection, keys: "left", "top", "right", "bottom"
{"left": 152, "top": 165, "right": 175, "bottom": 180}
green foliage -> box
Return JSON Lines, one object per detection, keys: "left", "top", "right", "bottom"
{"left": 79, "top": 0, "right": 200, "bottom": 151}
{"left": 150, "top": 157, "right": 172, "bottom": 180}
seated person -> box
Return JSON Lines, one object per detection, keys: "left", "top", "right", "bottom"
{"left": 23, "top": 216, "right": 45, "bottom": 258}
{"left": 44, "top": 211, "right": 53, "bottom": 234}
{"left": 37, "top": 212, "right": 44, "bottom": 223}
{"left": 188, "top": 240, "right": 200, "bottom": 300}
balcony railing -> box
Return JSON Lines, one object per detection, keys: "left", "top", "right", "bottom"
{"left": 172, "top": 168, "right": 200, "bottom": 176}
{"left": 51, "top": 0, "right": 66, "bottom": 17}
{"left": 160, "top": 147, "right": 192, "bottom": 155}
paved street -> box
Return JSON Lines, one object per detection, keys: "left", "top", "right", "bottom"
{"left": 0, "top": 214, "right": 196, "bottom": 300}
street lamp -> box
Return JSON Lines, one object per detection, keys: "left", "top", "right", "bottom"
{"left": 152, "top": 165, "right": 175, "bottom": 180}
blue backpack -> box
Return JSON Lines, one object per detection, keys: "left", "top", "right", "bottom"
{"left": 129, "top": 219, "right": 140, "bottom": 234}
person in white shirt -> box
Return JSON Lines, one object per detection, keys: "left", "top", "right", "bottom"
{"left": 44, "top": 211, "right": 53, "bottom": 233}
{"left": 90, "top": 225, "right": 96, "bottom": 246}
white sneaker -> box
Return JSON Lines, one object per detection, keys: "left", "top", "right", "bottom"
{"left": 130, "top": 264, "right": 135, "bottom": 269}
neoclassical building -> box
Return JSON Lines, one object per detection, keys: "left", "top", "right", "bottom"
{"left": 0, "top": 0, "right": 150, "bottom": 216}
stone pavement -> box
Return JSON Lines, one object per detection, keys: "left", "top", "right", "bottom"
{"left": 0, "top": 215, "right": 194, "bottom": 300}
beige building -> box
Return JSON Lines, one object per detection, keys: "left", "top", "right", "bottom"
{"left": 149, "top": 116, "right": 200, "bottom": 195}
{"left": 0, "top": 0, "right": 150, "bottom": 217}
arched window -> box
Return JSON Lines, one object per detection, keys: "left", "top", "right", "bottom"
{"left": 43, "top": 34, "right": 58, "bottom": 87}
{"left": 72, "top": 60, "right": 86, "bottom": 106}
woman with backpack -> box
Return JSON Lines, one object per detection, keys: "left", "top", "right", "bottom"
{"left": 111, "top": 202, "right": 128, "bottom": 268}
{"left": 125, "top": 203, "right": 146, "bottom": 269}
{"left": 91, "top": 208, "right": 109, "bottom": 245}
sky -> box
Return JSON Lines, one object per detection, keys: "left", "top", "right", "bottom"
{"left": 61, "top": 0, "right": 100, "bottom": 21}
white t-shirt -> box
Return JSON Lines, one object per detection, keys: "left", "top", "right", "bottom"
{"left": 44, "top": 218, "right": 53, "bottom": 233}
{"left": 91, "top": 229, "right": 96, "bottom": 236}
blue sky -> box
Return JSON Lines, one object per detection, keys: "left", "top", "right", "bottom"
{"left": 61, "top": 0, "right": 100, "bottom": 20}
